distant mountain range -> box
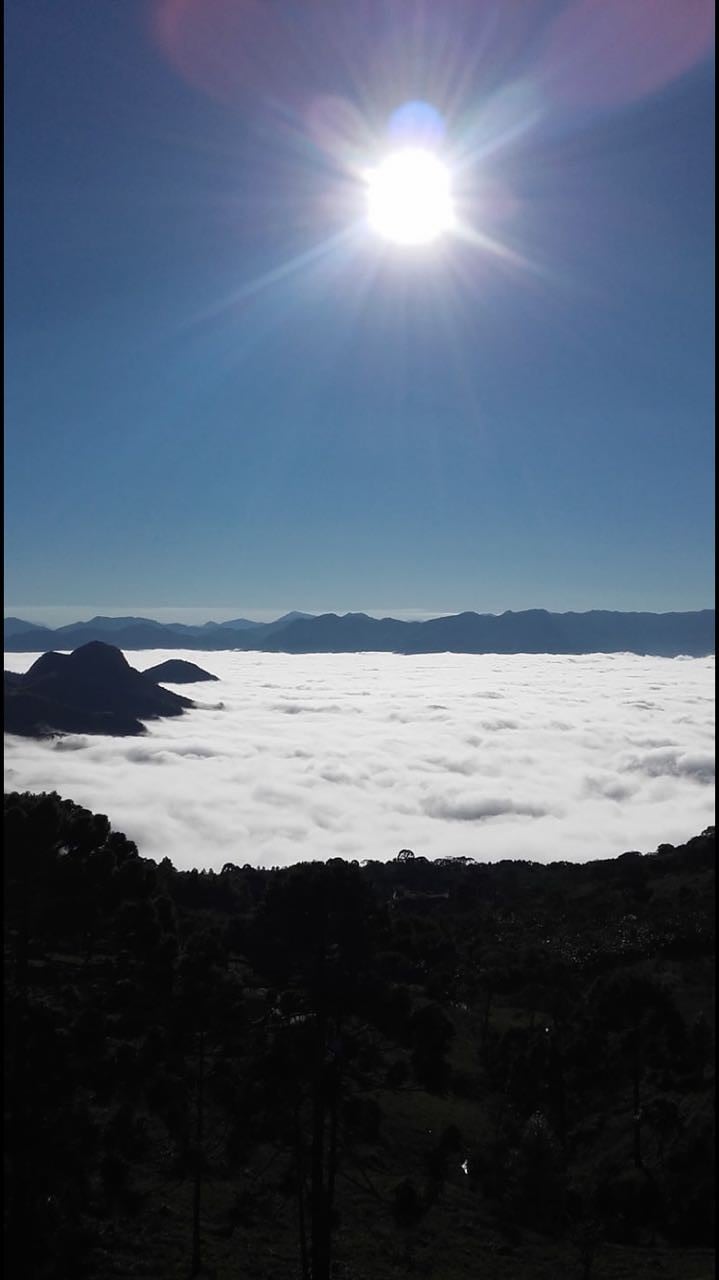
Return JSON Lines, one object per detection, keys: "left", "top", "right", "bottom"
{"left": 2, "top": 611, "right": 313, "bottom": 651}
{"left": 3, "top": 609, "right": 714, "bottom": 656}
{"left": 4, "top": 641, "right": 195, "bottom": 737}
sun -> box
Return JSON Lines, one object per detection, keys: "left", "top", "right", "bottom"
{"left": 366, "top": 147, "right": 455, "bottom": 247}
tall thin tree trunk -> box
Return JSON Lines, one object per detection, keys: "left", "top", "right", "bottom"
{"left": 6, "top": 990, "right": 29, "bottom": 1277}
{"left": 190, "top": 1029, "right": 205, "bottom": 1276}
{"left": 83, "top": 924, "right": 95, "bottom": 970}
{"left": 553, "top": 1039, "right": 567, "bottom": 1149}
{"left": 631, "top": 1029, "right": 642, "bottom": 1169}
{"left": 294, "top": 1102, "right": 310, "bottom": 1280}
{"left": 310, "top": 1015, "right": 329, "bottom": 1280}
{"left": 7, "top": 878, "right": 31, "bottom": 1277}
{"left": 326, "top": 1032, "right": 342, "bottom": 1254}
{"left": 481, "top": 987, "right": 493, "bottom": 1048}
{"left": 15, "top": 877, "right": 29, "bottom": 997}
{"left": 309, "top": 918, "right": 331, "bottom": 1280}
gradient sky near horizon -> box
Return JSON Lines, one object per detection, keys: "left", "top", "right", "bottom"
{"left": 5, "top": 0, "right": 715, "bottom": 620}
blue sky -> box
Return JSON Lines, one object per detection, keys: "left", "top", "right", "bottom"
{"left": 5, "top": 0, "right": 715, "bottom": 622}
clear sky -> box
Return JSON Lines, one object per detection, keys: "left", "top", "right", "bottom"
{"left": 5, "top": 0, "right": 715, "bottom": 621}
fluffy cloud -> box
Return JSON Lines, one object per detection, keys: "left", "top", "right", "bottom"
{"left": 3, "top": 650, "right": 715, "bottom": 870}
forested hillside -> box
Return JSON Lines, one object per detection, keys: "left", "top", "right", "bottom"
{"left": 4, "top": 791, "right": 715, "bottom": 1279}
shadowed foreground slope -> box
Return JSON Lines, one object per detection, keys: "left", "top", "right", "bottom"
{"left": 3, "top": 791, "right": 714, "bottom": 1280}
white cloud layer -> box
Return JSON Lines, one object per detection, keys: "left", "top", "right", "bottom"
{"left": 4, "top": 650, "right": 715, "bottom": 870}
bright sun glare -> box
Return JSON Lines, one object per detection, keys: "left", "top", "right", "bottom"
{"left": 366, "top": 147, "right": 455, "bottom": 247}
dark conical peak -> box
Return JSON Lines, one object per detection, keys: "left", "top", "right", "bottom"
{"left": 65, "top": 641, "right": 132, "bottom": 673}
{"left": 25, "top": 651, "right": 69, "bottom": 680}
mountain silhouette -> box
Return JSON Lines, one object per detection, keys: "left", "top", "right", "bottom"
{"left": 143, "top": 659, "right": 218, "bottom": 683}
{"left": 3, "top": 609, "right": 714, "bottom": 656}
{"left": 4, "top": 641, "right": 194, "bottom": 738}
{"left": 3, "top": 616, "right": 52, "bottom": 639}
{"left": 53, "top": 615, "right": 167, "bottom": 635}
{"left": 257, "top": 608, "right": 715, "bottom": 657}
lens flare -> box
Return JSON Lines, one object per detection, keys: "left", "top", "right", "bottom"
{"left": 388, "top": 100, "right": 446, "bottom": 148}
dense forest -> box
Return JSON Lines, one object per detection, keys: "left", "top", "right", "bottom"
{"left": 4, "top": 791, "right": 715, "bottom": 1279}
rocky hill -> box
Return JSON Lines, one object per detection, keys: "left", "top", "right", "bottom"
{"left": 143, "top": 659, "right": 218, "bottom": 683}
{"left": 4, "top": 641, "right": 194, "bottom": 737}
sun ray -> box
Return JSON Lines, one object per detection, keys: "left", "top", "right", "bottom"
{"left": 452, "top": 220, "right": 545, "bottom": 277}
{"left": 181, "top": 224, "right": 362, "bottom": 331}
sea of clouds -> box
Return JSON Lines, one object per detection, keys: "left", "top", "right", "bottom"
{"left": 3, "top": 650, "right": 715, "bottom": 870}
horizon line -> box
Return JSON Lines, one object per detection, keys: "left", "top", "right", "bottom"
{"left": 5, "top": 602, "right": 716, "bottom": 630}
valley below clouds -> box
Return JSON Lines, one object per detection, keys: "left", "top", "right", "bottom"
{"left": 4, "top": 650, "right": 715, "bottom": 870}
